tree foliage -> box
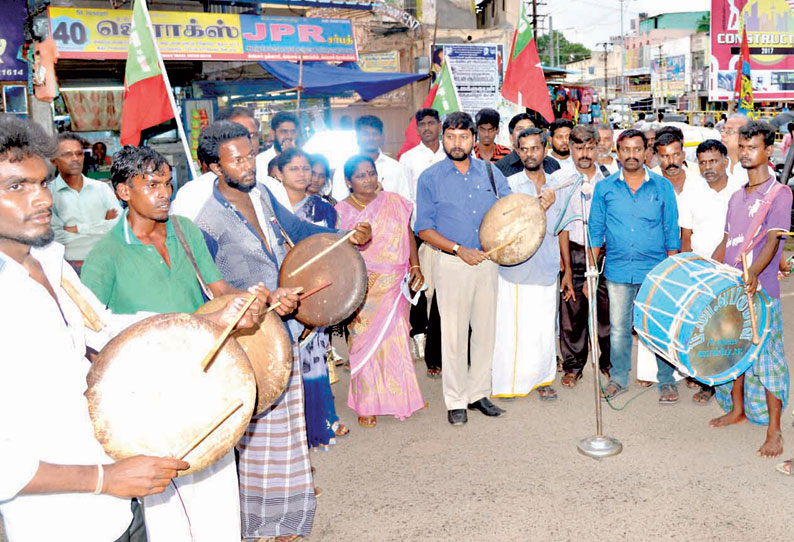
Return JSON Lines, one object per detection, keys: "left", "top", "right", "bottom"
{"left": 696, "top": 13, "right": 710, "bottom": 33}
{"left": 536, "top": 30, "right": 591, "bottom": 66}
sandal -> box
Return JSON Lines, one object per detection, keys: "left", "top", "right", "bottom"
{"left": 358, "top": 415, "right": 376, "bottom": 428}
{"left": 776, "top": 459, "right": 794, "bottom": 475}
{"left": 332, "top": 421, "right": 350, "bottom": 436}
{"left": 561, "top": 372, "right": 582, "bottom": 388}
{"left": 426, "top": 367, "right": 442, "bottom": 378}
{"left": 659, "top": 383, "right": 679, "bottom": 405}
{"left": 537, "top": 386, "right": 558, "bottom": 401}
{"left": 601, "top": 380, "right": 627, "bottom": 400}
{"left": 692, "top": 387, "right": 715, "bottom": 404}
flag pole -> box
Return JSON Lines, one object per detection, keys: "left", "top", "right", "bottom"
{"left": 138, "top": 0, "right": 197, "bottom": 181}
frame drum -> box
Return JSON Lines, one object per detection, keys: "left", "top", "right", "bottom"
{"left": 85, "top": 313, "right": 256, "bottom": 475}
{"left": 279, "top": 232, "right": 367, "bottom": 327}
{"left": 195, "top": 295, "right": 292, "bottom": 415}
{"left": 479, "top": 193, "right": 546, "bottom": 265}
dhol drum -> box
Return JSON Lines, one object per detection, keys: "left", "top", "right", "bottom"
{"left": 633, "top": 253, "right": 772, "bottom": 386}
{"left": 85, "top": 313, "right": 256, "bottom": 475}
{"left": 195, "top": 295, "right": 293, "bottom": 416}
{"left": 279, "top": 232, "right": 368, "bottom": 327}
{"left": 479, "top": 193, "right": 546, "bottom": 265}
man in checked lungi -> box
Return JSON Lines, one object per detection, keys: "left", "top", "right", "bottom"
{"left": 710, "top": 120, "right": 792, "bottom": 460}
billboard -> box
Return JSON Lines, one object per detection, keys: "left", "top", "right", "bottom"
{"left": 710, "top": 0, "right": 794, "bottom": 101}
{"left": 0, "top": 0, "right": 28, "bottom": 81}
{"left": 49, "top": 7, "right": 357, "bottom": 61}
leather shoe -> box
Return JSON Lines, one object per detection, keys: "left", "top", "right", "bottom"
{"left": 447, "top": 409, "right": 467, "bottom": 426}
{"left": 467, "top": 398, "right": 505, "bottom": 417}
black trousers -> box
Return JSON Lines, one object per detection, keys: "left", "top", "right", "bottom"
{"left": 559, "top": 243, "right": 611, "bottom": 375}
{"left": 409, "top": 236, "right": 442, "bottom": 370}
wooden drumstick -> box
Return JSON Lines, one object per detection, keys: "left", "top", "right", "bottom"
{"left": 741, "top": 252, "right": 761, "bottom": 345}
{"left": 484, "top": 227, "right": 528, "bottom": 257}
{"left": 287, "top": 230, "right": 357, "bottom": 278}
{"left": 177, "top": 399, "right": 244, "bottom": 460}
{"left": 61, "top": 277, "right": 106, "bottom": 332}
{"left": 201, "top": 293, "right": 258, "bottom": 370}
{"left": 270, "top": 216, "right": 295, "bottom": 248}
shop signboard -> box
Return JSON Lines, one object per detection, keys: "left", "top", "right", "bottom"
{"left": 710, "top": 0, "right": 794, "bottom": 101}
{"left": 0, "top": 0, "right": 28, "bottom": 81}
{"left": 651, "top": 54, "right": 686, "bottom": 97}
{"left": 358, "top": 51, "right": 401, "bottom": 72}
{"left": 48, "top": 7, "right": 357, "bottom": 61}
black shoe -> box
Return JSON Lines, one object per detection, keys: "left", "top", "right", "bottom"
{"left": 467, "top": 398, "right": 505, "bottom": 417}
{"left": 448, "top": 409, "right": 467, "bottom": 425}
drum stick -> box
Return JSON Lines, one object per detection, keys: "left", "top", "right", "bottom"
{"left": 61, "top": 277, "right": 106, "bottom": 332}
{"left": 201, "top": 293, "right": 258, "bottom": 370}
{"left": 287, "top": 230, "right": 357, "bottom": 278}
{"left": 270, "top": 216, "right": 294, "bottom": 248}
{"left": 484, "top": 227, "right": 528, "bottom": 257}
{"left": 177, "top": 399, "right": 243, "bottom": 460}
{"left": 265, "top": 286, "right": 305, "bottom": 314}
{"left": 741, "top": 252, "right": 761, "bottom": 345}
{"left": 265, "top": 281, "right": 332, "bottom": 313}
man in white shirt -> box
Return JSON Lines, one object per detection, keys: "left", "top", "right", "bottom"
{"left": 331, "top": 115, "right": 409, "bottom": 201}
{"left": 399, "top": 108, "right": 445, "bottom": 206}
{"left": 255, "top": 110, "right": 299, "bottom": 176}
{"left": 0, "top": 115, "right": 189, "bottom": 542}
{"left": 49, "top": 132, "right": 121, "bottom": 273}
{"left": 595, "top": 123, "right": 620, "bottom": 175}
{"left": 654, "top": 131, "right": 700, "bottom": 205}
{"left": 547, "top": 118, "right": 573, "bottom": 168}
{"left": 172, "top": 107, "right": 291, "bottom": 217}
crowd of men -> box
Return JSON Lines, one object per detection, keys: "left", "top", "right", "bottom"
{"left": 1, "top": 103, "right": 792, "bottom": 542}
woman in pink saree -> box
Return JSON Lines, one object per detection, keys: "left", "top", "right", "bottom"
{"left": 335, "top": 155, "right": 425, "bottom": 428}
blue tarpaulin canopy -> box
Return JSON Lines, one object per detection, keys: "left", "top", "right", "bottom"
{"left": 259, "top": 61, "right": 427, "bottom": 101}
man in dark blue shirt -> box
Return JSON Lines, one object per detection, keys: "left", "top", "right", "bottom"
{"left": 587, "top": 129, "right": 681, "bottom": 404}
{"left": 416, "top": 112, "right": 511, "bottom": 426}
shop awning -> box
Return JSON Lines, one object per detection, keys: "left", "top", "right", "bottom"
{"left": 259, "top": 61, "right": 427, "bottom": 101}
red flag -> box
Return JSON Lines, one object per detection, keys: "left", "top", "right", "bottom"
{"left": 501, "top": 3, "right": 554, "bottom": 123}
{"left": 734, "top": 27, "right": 754, "bottom": 114}
{"left": 397, "top": 82, "right": 439, "bottom": 158}
{"left": 120, "top": 0, "right": 174, "bottom": 146}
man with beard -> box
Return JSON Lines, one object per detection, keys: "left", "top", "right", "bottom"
{"left": 257, "top": 110, "right": 299, "bottom": 173}
{"left": 547, "top": 118, "right": 573, "bottom": 168}
{"left": 185, "top": 121, "right": 371, "bottom": 541}
{"left": 473, "top": 108, "right": 511, "bottom": 163}
{"left": 555, "top": 125, "right": 611, "bottom": 388}
{"left": 81, "top": 145, "right": 272, "bottom": 542}
{"left": 494, "top": 113, "right": 561, "bottom": 177}
{"left": 416, "top": 111, "right": 511, "bottom": 426}
{"left": 710, "top": 121, "right": 791, "bottom": 461}
{"left": 49, "top": 132, "right": 121, "bottom": 274}
{"left": 678, "top": 139, "right": 743, "bottom": 404}
{"left": 399, "top": 108, "right": 445, "bottom": 375}
{"left": 587, "top": 129, "right": 681, "bottom": 404}
{"left": 331, "top": 115, "right": 408, "bottom": 201}
{"left": 0, "top": 116, "right": 207, "bottom": 542}
{"left": 595, "top": 123, "right": 619, "bottom": 175}
{"left": 490, "top": 127, "right": 561, "bottom": 400}
{"left": 172, "top": 107, "right": 291, "bottom": 218}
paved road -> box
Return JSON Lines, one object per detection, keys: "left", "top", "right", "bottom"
{"left": 5, "top": 257, "right": 794, "bottom": 542}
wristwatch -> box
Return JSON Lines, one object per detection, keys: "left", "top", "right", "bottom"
{"left": 452, "top": 243, "right": 460, "bottom": 255}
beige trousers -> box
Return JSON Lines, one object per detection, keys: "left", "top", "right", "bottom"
{"left": 433, "top": 252, "right": 498, "bottom": 410}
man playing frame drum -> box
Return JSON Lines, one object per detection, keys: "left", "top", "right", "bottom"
{"left": 710, "top": 121, "right": 792, "bottom": 460}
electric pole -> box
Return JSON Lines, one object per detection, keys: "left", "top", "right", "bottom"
{"left": 532, "top": 0, "right": 537, "bottom": 36}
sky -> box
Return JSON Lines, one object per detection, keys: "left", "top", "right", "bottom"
{"left": 544, "top": 0, "right": 711, "bottom": 48}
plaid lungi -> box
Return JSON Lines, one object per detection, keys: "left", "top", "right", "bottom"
{"left": 237, "top": 348, "right": 316, "bottom": 538}
{"left": 714, "top": 298, "right": 789, "bottom": 425}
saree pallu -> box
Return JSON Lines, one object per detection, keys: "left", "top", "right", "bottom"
{"left": 336, "top": 192, "right": 424, "bottom": 419}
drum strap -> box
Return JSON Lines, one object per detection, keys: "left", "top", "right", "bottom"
{"left": 485, "top": 161, "right": 499, "bottom": 199}
{"left": 172, "top": 217, "right": 214, "bottom": 301}
{"left": 732, "top": 181, "right": 786, "bottom": 265}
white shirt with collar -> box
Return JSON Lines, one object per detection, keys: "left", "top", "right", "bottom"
{"left": 331, "top": 150, "right": 410, "bottom": 202}
{"left": 255, "top": 146, "right": 277, "bottom": 174}
{"left": 727, "top": 158, "right": 776, "bottom": 187}
{"left": 399, "top": 141, "right": 446, "bottom": 205}
{"left": 597, "top": 155, "right": 620, "bottom": 175}
{"left": 550, "top": 163, "right": 607, "bottom": 246}
{"left": 678, "top": 175, "right": 744, "bottom": 257}
{"left": 171, "top": 152, "right": 291, "bottom": 220}
{"left": 0, "top": 242, "right": 143, "bottom": 542}
{"left": 49, "top": 174, "right": 122, "bottom": 261}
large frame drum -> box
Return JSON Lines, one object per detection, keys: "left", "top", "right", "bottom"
{"left": 633, "top": 253, "right": 772, "bottom": 386}
{"left": 479, "top": 193, "right": 546, "bottom": 265}
{"left": 85, "top": 313, "right": 256, "bottom": 475}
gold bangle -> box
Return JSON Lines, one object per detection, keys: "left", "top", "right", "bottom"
{"left": 410, "top": 265, "right": 421, "bottom": 270}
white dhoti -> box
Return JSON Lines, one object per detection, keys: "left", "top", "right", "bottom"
{"left": 492, "top": 276, "right": 558, "bottom": 397}
{"left": 636, "top": 341, "right": 686, "bottom": 382}
{"left": 142, "top": 450, "right": 240, "bottom": 542}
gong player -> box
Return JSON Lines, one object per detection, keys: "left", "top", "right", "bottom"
{"left": 415, "top": 111, "right": 512, "bottom": 426}
{"left": 709, "top": 120, "right": 792, "bottom": 462}
{"left": 80, "top": 144, "right": 276, "bottom": 542}
{"left": 174, "top": 120, "right": 371, "bottom": 541}
{"left": 0, "top": 116, "right": 263, "bottom": 542}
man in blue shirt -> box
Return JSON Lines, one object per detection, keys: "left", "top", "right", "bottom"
{"left": 416, "top": 112, "right": 511, "bottom": 426}
{"left": 587, "top": 129, "right": 681, "bottom": 404}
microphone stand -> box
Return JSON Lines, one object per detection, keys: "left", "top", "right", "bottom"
{"left": 575, "top": 186, "right": 623, "bottom": 459}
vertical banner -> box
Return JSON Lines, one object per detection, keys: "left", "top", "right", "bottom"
{"left": 0, "top": 0, "right": 28, "bottom": 81}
